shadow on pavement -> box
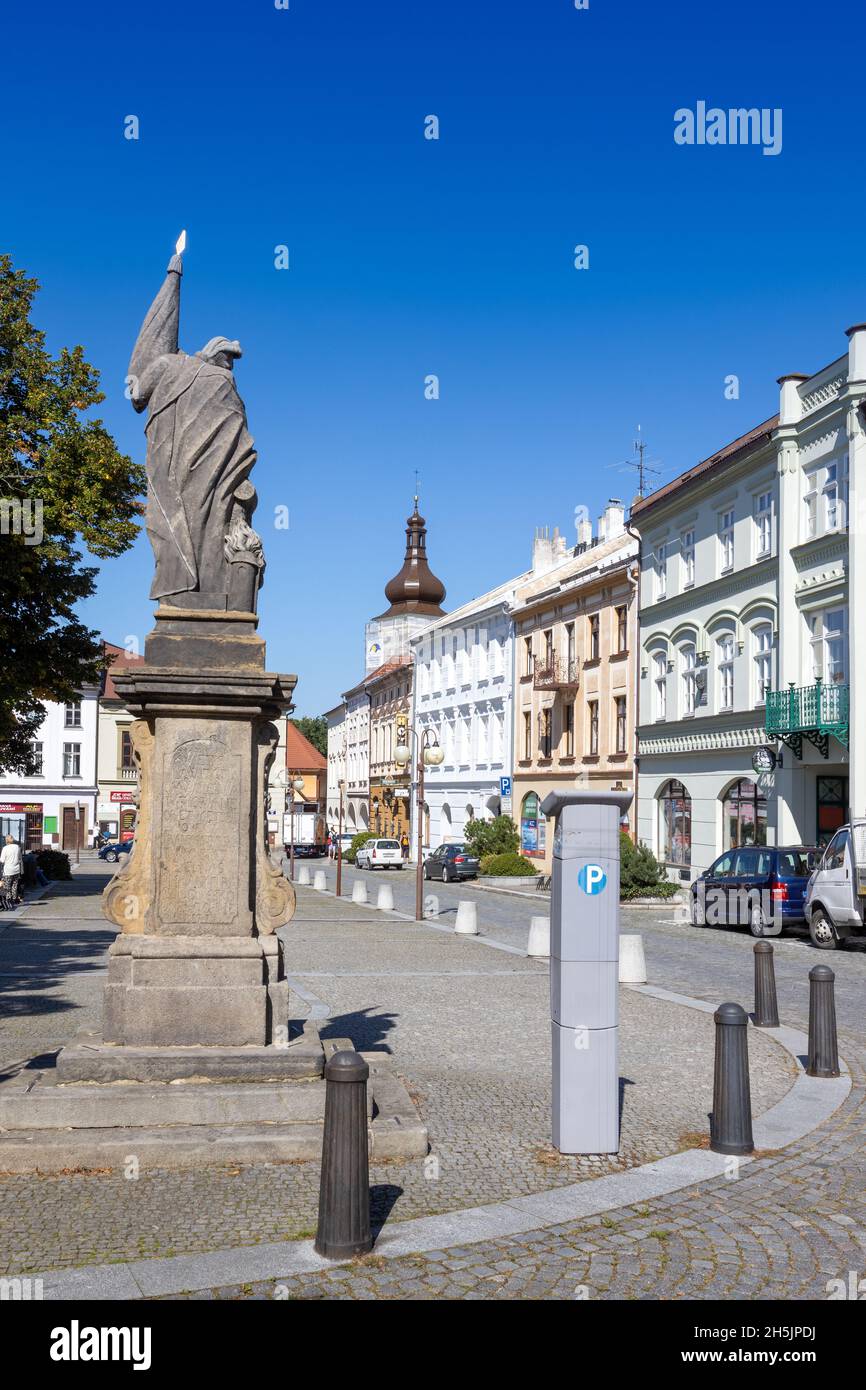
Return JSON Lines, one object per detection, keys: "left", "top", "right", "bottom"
{"left": 320, "top": 1007, "right": 399, "bottom": 1053}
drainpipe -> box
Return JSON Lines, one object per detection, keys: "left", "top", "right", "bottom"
{"left": 625, "top": 520, "right": 642, "bottom": 844}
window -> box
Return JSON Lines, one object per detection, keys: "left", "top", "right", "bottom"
{"left": 803, "top": 474, "right": 818, "bottom": 540}
{"left": 653, "top": 652, "right": 667, "bottom": 721}
{"left": 64, "top": 701, "right": 82, "bottom": 728}
{"left": 588, "top": 700, "right": 599, "bottom": 756}
{"left": 681, "top": 643, "right": 697, "bottom": 716}
{"left": 588, "top": 614, "right": 600, "bottom": 661}
{"left": 717, "top": 634, "right": 735, "bottom": 711}
{"left": 563, "top": 702, "right": 574, "bottom": 757}
{"left": 809, "top": 608, "right": 847, "bottom": 686}
{"left": 817, "top": 776, "right": 848, "bottom": 849}
{"left": 614, "top": 696, "right": 627, "bottom": 753}
{"left": 543, "top": 629, "right": 554, "bottom": 670}
{"left": 31, "top": 741, "right": 43, "bottom": 775}
{"left": 63, "top": 743, "right": 81, "bottom": 777}
{"left": 566, "top": 623, "right": 576, "bottom": 678}
{"left": 680, "top": 529, "right": 695, "bottom": 588}
{"left": 754, "top": 491, "right": 773, "bottom": 558}
{"left": 718, "top": 509, "right": 734, "bottom": 573}
{"left": 523, "top": 711, "right": 532, "bottom": 760}
{"left": 540, "top": 708, "right": 552, "bottom": 759}
{"left": 753, "top": 625, "right": 773, "bottom": 704}
{"left": 723, "top": 779, "right": 767, "bottom": 849}
{"left": 523, "top": 637, "right": 533, "bottom": 677}
{"left": 822, "top": 828, "right": 849, "bottom": 872}
{"left": 823, "top": 462, "right": 842, "bottom": 532}
{"left": 120, "top": 730, "right": 134, "bottom": 770}
{"left": 654, "top": 544, "right": 667, "bottom": 600}
{"left": 659, "top": 779, "right": 691, "bottom": 866}
{"left": 615, "top": 606, "right": 627, "bottom": 653}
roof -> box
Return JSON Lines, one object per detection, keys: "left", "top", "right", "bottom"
{"left": 101, "top": 641, "right": 145, "bottom": 701}
{"left": 342, "top": 658, "right": 412, "bottom": 700}
{"left": 512, "top": 530, "right": 637, "bottom": 612}
{"left": 285, "top": 722, "right": 326, "bottom": 771}
{"left": 630, "top": 416, "right": 779, "bottom": 521}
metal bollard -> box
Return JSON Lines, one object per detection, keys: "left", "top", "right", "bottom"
{"left": 807, "top": 965, "right": 840, "bottom": 1078}
{"left": 710, "top": 1002, "right": 754, "bottom": 1156}
{"left": 753, "top": 940, "right": 779, "bottom": 1028}
{"left": 315, "top": 1050, "right": 372, "bottom": 1260}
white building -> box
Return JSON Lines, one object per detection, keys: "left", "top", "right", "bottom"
{"left": 409, "top": 575, "right": 526, "bottom": 851}
{"left": 325, "top": 702, "right": 347, "bottom": 829}
{"left": 342, "top": 680, "right": 371, "bottom": 836}
{"left": 634, "top": 421, "right": 779, "bottom": 878}
{"left": 635, "top": 317, "right": 865, "bottom": 875}
{"left": 0, "top": 688, "right": 100, "bottom": 851}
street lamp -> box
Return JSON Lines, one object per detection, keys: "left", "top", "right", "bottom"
{"left": 336, "top": 778, "right": 345, "bottom": 898}
{"left": 394, "top": 728, "right": 444, "bottom": 921}
{"left": 287, "top": 773, "right": 305, "bottom": 881}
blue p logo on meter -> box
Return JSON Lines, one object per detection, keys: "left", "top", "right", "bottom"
{"left": 578, "top": 863, "right": 607, "bottom": 896}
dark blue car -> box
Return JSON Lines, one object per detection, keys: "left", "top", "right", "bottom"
{"left": 690, "top": 845, "right": 819, "bottom": 936}
{"left": 98, "top": 840, "right": 133, "bottom": 864}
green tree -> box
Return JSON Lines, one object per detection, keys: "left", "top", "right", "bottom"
{"left": 0, "top": 254, "right": 145, "bottom": 773}
{"left": 291, "top": 715, "right": 328, "bottom": 757}
{"left": 464, "top": 815, "right": 519, "bottom": 858}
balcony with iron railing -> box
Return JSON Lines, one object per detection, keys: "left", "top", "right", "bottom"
{"left": 765, "top": 678, "right": 849, "bottom": 758}
{"left": 533, "top": 656, "right": 580, "bottom": 692}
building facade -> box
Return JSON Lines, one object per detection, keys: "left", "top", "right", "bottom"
{"left": 368, "top": 658, "right": 413, "bottom": 842}
{"left": 511, "top": 505, "right": 639, "bottom": 873}
{"left": 325, "top": 703, "right": 347, "bottom": 831}
{"left": 96, "top": 642, "right": 144, "bottom": 844}
{"left": 633, "top": 422, "right": 780, "bottom": 878}
{"left": 0, "top": 688, "right": 100, "bottom": 851}
{"left": 342, "top": 681, "right": 371, "bottom": 835}
{"left": 410, "top": 577, "right": 523, "bottom": 852}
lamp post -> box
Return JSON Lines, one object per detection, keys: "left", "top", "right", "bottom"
{"left": 395, "top": 728, "right": 444, "bottom": 921}
{"left": 336, "top": 778, "right": 345, "bottom": 898}
{"left": 287, "top": 773, "right": 305, "bottom": 881}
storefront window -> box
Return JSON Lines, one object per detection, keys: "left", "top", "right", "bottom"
{"left": 659, "top": 780, "right": 691, "bottom": 866}
{"left": 723, "top": 779, "right": 767, "bottom": 849}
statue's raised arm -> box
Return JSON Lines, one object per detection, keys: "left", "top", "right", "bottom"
{"left": 128, "top": 243, "right": 184, "bottom": 409}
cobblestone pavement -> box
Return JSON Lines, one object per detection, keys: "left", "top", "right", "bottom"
{"left": 0, "top": 868, "right": 794, "bottom": 1275}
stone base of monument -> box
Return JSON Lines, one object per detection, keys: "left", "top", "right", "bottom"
{"left": 0, "top": 1042, "right": 427, "bottom": 1173}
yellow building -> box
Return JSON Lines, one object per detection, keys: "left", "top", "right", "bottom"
{"left": 368, "top": 658, "right": 413, "bottom": 842}
{"left": 512, "top": 507, "right": 639, "bottom": 872}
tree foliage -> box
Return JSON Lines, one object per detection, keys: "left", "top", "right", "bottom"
{"left": 291, "top": 715, "right": 328, "bottom": 757}
{"left": 0, "top": 255, "right": 145, "bottom": 772}
{"left": 464, "top": 814, "right": 520, "bottom": 858}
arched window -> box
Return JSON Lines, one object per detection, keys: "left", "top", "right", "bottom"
{"left": 681, "top": 643, "right": 697, "bottom": 716}
{"left": 723, "top": 779, "right": 767, "bottom": 849}
{"left": 520, "top": 791, "right": 546, "bottom": 856}
{"left": 753, "top": 624, "right": 773, "bottom": 704}
{"left": 659, "top": 780, "right": 691, "bottom": 866}
{"left": 717, "top": 633, "right": 735, "bottom": 711}
{"left": 653, "top": 652, "right": 667, "bottom": 721}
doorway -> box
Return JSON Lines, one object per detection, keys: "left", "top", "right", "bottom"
{"left": 816, "top": 776, "right": 848, "bottom": 850}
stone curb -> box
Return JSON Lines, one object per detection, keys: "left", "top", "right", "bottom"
{"left": 29, "top": 981, "right": 851, "bottom": 1300}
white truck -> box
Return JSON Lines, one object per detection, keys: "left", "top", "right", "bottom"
{"left": 803, "top": 820, "right": 866, "bottom": 949}
{"left": 283, "top": 804, "right": 327, "bottom": 858}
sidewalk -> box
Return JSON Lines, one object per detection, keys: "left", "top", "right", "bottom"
{"left": 0, "top": 870, "right": 798, "bottom": 1281}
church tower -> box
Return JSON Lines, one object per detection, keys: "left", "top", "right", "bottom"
{"left": 365, "top": 497, "right": 447, "bottom": 669}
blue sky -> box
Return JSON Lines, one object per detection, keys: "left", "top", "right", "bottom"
{"left": 3, "top": 0, "right": 865, "bottom": 714}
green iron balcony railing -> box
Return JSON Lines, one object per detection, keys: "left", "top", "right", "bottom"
{"left": 765, "top": 679, "right": 849, "bottom": 758}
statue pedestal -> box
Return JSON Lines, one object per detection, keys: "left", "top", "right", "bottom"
{"left": 93, "top": 659, "right": 297, "bottom": 1059}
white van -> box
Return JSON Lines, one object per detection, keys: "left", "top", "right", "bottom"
{"left": 803, "top": 820, "right": 866, "bottom": 949}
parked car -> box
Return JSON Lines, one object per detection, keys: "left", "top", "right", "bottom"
{"left": 804, "top": 821, "right": 866, "bottom": 950}
{"left": 98, "top": 840, "right": 134, "bottom": 864}
{"left": 355, "top": 838, "right": 404, "bottom": 870}
{"left": 689, "top": 844, "right": 819, "bottom": 936}
{"left": 423, "top": 843, "right": 480, "bottom": 883}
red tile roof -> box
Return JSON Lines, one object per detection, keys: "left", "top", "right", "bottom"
{"left": 630, "top": 415, "right": 779, "bottom": 520}
{"left": 101, "top": 641, "right": 145, "bottom": 701}
{"left": 285, "top": 722, "right": 327, "bottom": 771}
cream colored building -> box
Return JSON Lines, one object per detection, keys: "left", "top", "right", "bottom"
{"left": 96, "top": 643, "right": 144, "bottom": 843}
{"left": 511, "top": 505, "right": 639, "bottom": 872}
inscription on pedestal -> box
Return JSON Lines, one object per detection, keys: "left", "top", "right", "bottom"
{"left": 158, "top": 737, "right": 240, "bottom": 928}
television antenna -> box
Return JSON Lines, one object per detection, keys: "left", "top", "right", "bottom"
{"left": 606, "top": 426, "right": 664, "bottom": 499}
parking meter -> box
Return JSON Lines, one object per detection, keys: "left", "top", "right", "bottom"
{"left": 541, "top": 788, "right": 633, "bottom": 1154}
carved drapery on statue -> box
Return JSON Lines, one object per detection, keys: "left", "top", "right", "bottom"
{"left": 128, "top": 253, "right": 265, "bottom": 610}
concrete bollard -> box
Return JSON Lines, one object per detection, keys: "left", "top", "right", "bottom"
{"left": 376, "top": 882, "right": 394, "bottom": 911}
{"left": 314, "top": 1050, "right": 372, "bottom": 1260}
{"left": 807, "top": 965, "right": 840, "bottom": 1078}
{"left": 527, "top": 915, "right": 550, "bottom": 957}
{"left": 454, "top": 900, "right": 478, "bottom": 935}
{"left": 351, "top": 879, "right": 368, "bottom": 906}
{"left": 313, "top": 870, "right": 327, "bottom": 892}
{"left": 709, "top": 1002, "right": 754, "bottom": 1156}
{"left": 753, "top": 941, "right": 779, "bottom": 1028}
{"left": 618, "top": 934, "right": 646, "bottom": 984}
{"left": 297, "top": 865, "right": 311, "bottom": 886}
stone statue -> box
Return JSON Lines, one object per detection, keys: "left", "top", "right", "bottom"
{"left": 128, "top": 233, "right": 265, "bottom": 613}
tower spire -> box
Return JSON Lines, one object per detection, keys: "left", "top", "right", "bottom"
{"left": 380, "top": 497, "right": 446, "bottom": 618}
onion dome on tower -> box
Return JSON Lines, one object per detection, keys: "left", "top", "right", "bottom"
{"left": 378, "top": 497, "right": 447, "bottom": 618}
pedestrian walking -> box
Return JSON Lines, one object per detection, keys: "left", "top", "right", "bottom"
{"left": 1, "top": 834, "right": 24, "bottom": 908}
{"left": 401, "top": 831, "right": 410, "bottom": 862}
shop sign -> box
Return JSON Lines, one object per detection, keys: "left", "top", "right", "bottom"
{"left": 751, "top": 747, "right": 777, "bottom": 774}
{"left": 110, "top": 790, "right": 135, "bottom": 803}
{"left": 0, "top": 802, "right": 42, "bottom": 814}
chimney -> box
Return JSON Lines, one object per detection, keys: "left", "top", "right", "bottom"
{"left": 846, "top": 323, "right": 866, "bottom": 383}
{"left": 777, "top": 374, "right": 808, "bottom": 427}
{"left": 532, "top": 526, "right": 567, "bottom": 575}
{"left": 576, "top": 517, "right": 593, "bottom": 548}
{"left": 599, "top": 499, "right": 625, "bottom": 542}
